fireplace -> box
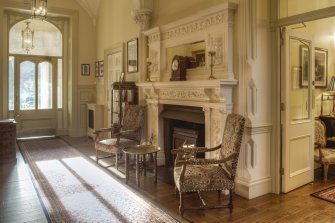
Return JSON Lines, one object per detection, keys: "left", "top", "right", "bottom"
{"left": 137, "top": 79, "right": 236, "bottom": 166}
{"left": 161, "top": 105, "right": 205, "bottom": 166}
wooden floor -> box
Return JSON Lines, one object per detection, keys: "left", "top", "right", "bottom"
{"left": 0, "top": 148, "right": 48, "bottom": 223}
{"left": 2, "top": 136, "right": 335, "bottom": 223}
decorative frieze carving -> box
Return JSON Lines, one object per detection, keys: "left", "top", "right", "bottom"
{"left": 159, "top": 89, "right": 207, "bottom": 101}
{"left": 148, "top": 33, "right": 161, "bottom": 44}
{"left": 161, "top": 12, "right": 227, "bottom": 41}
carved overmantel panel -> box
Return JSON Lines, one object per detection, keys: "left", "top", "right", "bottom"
{"left": 137, "top": 79, "right": 237, "bottom": 165}
{"left": 143, "top": 2, "right": 237, "bottom": 82}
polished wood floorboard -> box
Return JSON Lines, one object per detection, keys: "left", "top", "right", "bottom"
{"left": 0, "top": 146, "right": 48, "bottom": 223}
{"left": 2, "top": 136, "right": 335, "bottom": 222}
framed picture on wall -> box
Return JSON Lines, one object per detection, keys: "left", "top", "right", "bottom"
{"left": 315, "top": 47, "right": 327, "bottom": 88}
{"left": 300, "top": 45, "right": 309, "bottom": 87}
{"left": 95, "top": 61, "right": 99, "bottom": 77}
{"left": 127, "top": 38, "right": 138, "bottom": 73}
{"left": 81, "top": 64, "right": 90, "bottom": 76}
{"left": 99, "top": 60, "right": 104, "bottom": 77}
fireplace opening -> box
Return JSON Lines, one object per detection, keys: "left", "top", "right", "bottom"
{"left": 161, "top": 105, "right": 205, "bottom": 167}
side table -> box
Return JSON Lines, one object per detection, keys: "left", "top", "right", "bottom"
{"left": 123, "top": 145, "right": 159, "bottom": 186}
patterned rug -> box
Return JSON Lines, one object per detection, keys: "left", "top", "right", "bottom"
{"left": 18, "top": 138, "right": 178, "bottom": 223}
{"left": 311, "top": 185, "right": 335, "bottom": 204}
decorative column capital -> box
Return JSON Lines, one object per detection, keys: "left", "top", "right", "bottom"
{"left": 131, "top": 9, "right": 152, "bottom": 31}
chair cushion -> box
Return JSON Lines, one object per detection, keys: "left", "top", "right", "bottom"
{"left": 174, "top": 165, "right": 235, "bottom": 192}
{"left": 314, "top": 148, "right": 335, "bottom": 163}
{"left": 95, "top": 138, "right": 138, "bottom": 153}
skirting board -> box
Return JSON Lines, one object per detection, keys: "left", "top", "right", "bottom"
{"left": 68, "top": 128, "right": 87, "bottom": 137}
{"left": 56, "top": 128, "right": 69, "bottom": 136}
{"left": 235, "top": 177, "right": 272, "bottom": 199}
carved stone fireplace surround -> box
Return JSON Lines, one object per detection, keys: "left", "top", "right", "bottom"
{"left": 137, "top": 79, "right": 237, "bottom": 166}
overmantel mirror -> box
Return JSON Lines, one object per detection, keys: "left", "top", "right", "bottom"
{"left": 166, "top": 40, "right": 206, "bottom": 73}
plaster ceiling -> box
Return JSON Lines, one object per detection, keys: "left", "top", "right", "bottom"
{"left": 74, "top": 0, "right": 100, "bottom": 24}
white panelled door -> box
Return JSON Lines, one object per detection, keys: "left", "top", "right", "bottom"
{"left": 281, "top": 28, "right": 315, "bottom": 193}
{"left": 14, "top": 56, "right": 57, "bottom": 136}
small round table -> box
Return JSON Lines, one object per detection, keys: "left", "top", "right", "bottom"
{"left": 123, "top": 144, "right": 160, "bottom": 186}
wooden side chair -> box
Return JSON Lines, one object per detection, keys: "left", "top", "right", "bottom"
{"left": 172, "top": 113, "right": 245, "bottom": 216}
{"left": 314, "top": 119, "right": 335, "bottom": 182}
{"left": 94, "top": 105, "right": 144, "bottom": 169}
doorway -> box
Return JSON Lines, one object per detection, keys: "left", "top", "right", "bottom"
{"left": 11, "top": 55, "right": 59, "bottom": 137}
{"left": 280, "top": 16, "right": 335, "bottom": 192}
{"left": 104, "top": 44, "right": 124, "bottom": 128}
{"left": 280, "top": 28, "right": 314, "bottom": 193}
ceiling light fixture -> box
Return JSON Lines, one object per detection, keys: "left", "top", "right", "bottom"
{"left": 22, "top": 21, "right": 34, "bottom": 53}
{"left": 32, "top": 0, "right": 47, "bottom": 20}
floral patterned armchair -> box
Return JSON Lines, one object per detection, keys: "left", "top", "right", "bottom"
{"left": 315, "top": 119, "right": 335, "bottom": 183}
{"left": 94, "top": 105, "right": 144, "bottom": 169}
{"left": 172, "top": 113, "right": 245, "bottom": 216}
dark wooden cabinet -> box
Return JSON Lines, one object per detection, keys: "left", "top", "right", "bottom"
{"left": 111, "top": 82, "right": 137, "bottom": 125}
{"left": 0, "top": 120, "right": 16, "bottom": 164}
{"left": 319, "top": 115, "right": 335, "bottom": 147}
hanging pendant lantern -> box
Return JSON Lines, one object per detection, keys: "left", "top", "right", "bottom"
{"left": 32, "top": 0, "right": 47, "bottom": 20}
{"left": 22, "top": 21, "right": 34, "bottom": 53}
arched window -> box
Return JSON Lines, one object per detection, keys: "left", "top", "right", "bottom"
{"left": 9, "top": 19, "right": 62, "bottom": 56}
{"left": 9, "top": 19, "right": 63, "bottom": 114}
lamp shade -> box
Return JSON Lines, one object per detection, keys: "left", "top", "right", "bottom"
{"left": 327, "top": 76, "right": 335, "bottom": 91}
{"left": 32, "top": 0, "right": 47, "bottom": 20}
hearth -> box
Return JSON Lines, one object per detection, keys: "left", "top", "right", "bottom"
{"left": 161, "top": 105, "right": 205, "bottom": 167}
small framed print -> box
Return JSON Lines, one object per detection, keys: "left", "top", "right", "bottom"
{"left": 95, "top": 61, "right": 99, "bottom": 77}
{"left": 127, "top": 38, "right": 138, "bottom": 73}
{"left": 314, "top": 47, "right": 327, "bottom": 88}
{"left": 81, "top": 64, "right": 90, "bottom": 76}
{"left": 99, "top": 60, "right": 104, "bottom": 77}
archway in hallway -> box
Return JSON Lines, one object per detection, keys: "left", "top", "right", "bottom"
{"left": 8, "top": 18, "right": 63, "bottom": 137}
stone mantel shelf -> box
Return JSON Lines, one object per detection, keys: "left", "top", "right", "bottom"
{"left": 136, "top": 79, "right": 238, "bottom": 89}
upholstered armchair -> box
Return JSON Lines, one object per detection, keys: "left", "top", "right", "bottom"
{"left": 315, "top": 119, "right": 335, "bottom": 183}
{"left": 94, "top": 105, "right": 144, "bottom": 169}
{"left": 172, "top": 113, "right": 245, "bottom": 216}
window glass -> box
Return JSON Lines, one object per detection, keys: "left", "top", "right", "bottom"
{"left": 57, "top": 59, "right": 62, "bottom": 109}
{"left": 38, "top": 62, "right": 52, "bottom": 109}
{"left": 9, "top": 19, "right": 62, "bottom": 56}
{"left": 8, "top": 56, "right": 14, "bottom": 110}
{"left": 20, "top": 61, "right": 35, "bottom": 110}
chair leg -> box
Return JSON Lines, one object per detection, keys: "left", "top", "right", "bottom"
{"left": 228, "top": 189, "right": 234, "bottom": 214}
{"left": 217, "top": 190, "right": 221, "bottom": 199}
{"left": 179, "top": 191, "right": 184, "bottom": 217}
{"left": 96, "top": 150, "right": 99, "bottom": 164}
{"left": 324, "top": 162, "right": 329, "bottom": 183}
